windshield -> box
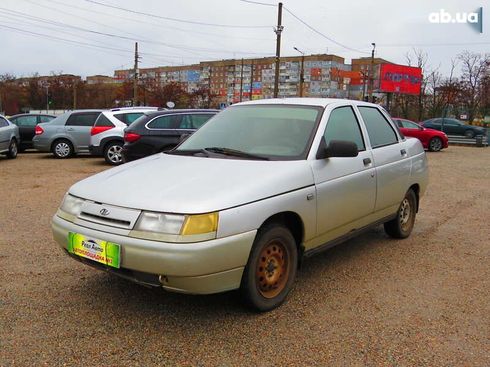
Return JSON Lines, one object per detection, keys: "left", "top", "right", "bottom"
{"left": 175, "top": 104, "right": 323, "bottom": 160}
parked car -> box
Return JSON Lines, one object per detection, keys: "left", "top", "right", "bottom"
{"left": 33, "top": 110, "right": 103, "bottom": 158}
{"left": 0, "top": 114, "right": 20, "bottom": 159}
{"left": 9, "top": 113, "right": 56, "bottom": 151}
{"left": 421, "top": 118, "right": 486, "bottom": 138}
{"left": 392, "top": 118, "right": 448, "bottom": 152}
{"left": 52, "top": 98, "right": 428, "bottom": 311}
{"left": 122, "top": 109, "right": 218, "bottom": 162}
{"left": 89, "top": 107, "right": 159, "bottom": 165}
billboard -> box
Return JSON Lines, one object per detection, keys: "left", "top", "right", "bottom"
{"left": 379, "top": 64, "right": 422, "bottom": 95}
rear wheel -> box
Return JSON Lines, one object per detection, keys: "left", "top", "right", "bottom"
{"left": 428, "top": 137, "right": 442, "bottom": 152}
{"left": 104, "top": 141, "right": 124, "bottom": 165}
{"left": 240, "top": 224, "right": 297, "bottom": 312}
{"left": 384, "top": 189, "right": 417, "bottom": 238}
{"left": 6, "top": 139, "right": 18, "bottom": 159}
{"left": 464, "top": 130, "right": 475, "bottom": 138}
{"left": 52, "top": 139, "right": 73, "bottom": 159}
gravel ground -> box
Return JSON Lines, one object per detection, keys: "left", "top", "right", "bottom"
{"left": 1, "top": 147, "right": 489, "bottom": 366}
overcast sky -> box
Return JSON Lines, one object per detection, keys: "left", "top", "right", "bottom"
{"left": 0, "top": 0, "right": 488, "bottom": 78}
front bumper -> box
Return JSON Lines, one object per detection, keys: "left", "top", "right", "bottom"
{"left": 52, "top": 215, "right": 256, "bottom": 294}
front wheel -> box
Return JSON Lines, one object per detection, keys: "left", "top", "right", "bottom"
{"left": 464, "top": 130, "right": 475, "bottom": 139}
{"left": 7, "top": 139, "right": 18, "bottom": 159}
{"left": 104, "top": 141, "right": 124, "bottom": 165}
{"left": 384, "top": 189, "right": 417, "bottom": 238}
{"left": 240, "top": 224, "right": 298, "bottom": 312}
{"left": 428, "top": 137, "right": 443, "bottom": 152}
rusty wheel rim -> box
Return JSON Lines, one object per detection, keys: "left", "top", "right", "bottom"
{"left": 256, "top": 240, "right": 289, "bottom": 299}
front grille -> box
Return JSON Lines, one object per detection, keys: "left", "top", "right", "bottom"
{"left": 79, "top": 211, "right": 132, "bottom": 228}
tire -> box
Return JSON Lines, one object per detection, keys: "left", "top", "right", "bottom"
{"left": 464, "top": 130, "right": 475, "bottom": 139}
{"left": 104, "top": 141, "right": 124, "bottom": 165}
{"left": 428, "top": 137, "right": 443, "bottom": 152}
{"left": 240, "top": 224, "right": 298, "bottom": 312}
{"left": 384, "top": 189, "right": 417, "bottom": 239}
{"left": 6, "top": 139, "right": 18, "bottom": 159}
{"left": 52, "top": 139, "right": 73, "bottom": 159}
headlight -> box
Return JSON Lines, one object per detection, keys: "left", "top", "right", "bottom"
{"left": 130, "top": 211, "right": 219, "bottom": 243}
{"left": 59, "top": 194, "right": 85, "bottom": 216}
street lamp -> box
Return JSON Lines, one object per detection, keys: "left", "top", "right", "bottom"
{"left": 293, "top": 47, "right": 305, "bottom": 97}
{"left": 368, "top": 42, "right": 376, "bottom": 102}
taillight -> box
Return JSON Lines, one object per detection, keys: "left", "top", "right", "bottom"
{"left": 35, "top": 125, "right": 44, "bottom": 135}
{"left": 91, "top": 126, "right": 113, "bottom": 136}
{"left": 124, "top": 132, "right": 141, "bottom": 143}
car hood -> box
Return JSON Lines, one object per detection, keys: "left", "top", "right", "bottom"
{"left": 69, "top": 153, "right": 314, "bottom": 213}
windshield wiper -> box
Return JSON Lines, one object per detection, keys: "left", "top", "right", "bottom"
{"left": 165, "top": 149, "right": 210, "bottom": 157}
{"left": 203, "top": 147, "right": 269, "bottom": 160}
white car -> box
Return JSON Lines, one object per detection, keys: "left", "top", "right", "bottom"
{"left": 52, "top": 98, "right": 428, "bottom": 311}
{"left": 89, "top": 107, "right": 159, "bottom": 165}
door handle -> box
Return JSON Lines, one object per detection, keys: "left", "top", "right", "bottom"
{"left": 400, "top": 149, "right": 407, "bottom": 156}
{"left": 363, "top": 158, "right": 371, "bottom": 166}
{"left": 67, "top": 128, "right": 75, "bottom": 131}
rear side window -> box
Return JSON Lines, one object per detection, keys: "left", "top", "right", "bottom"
{"left": 358, "top": 107, "right": 398, "bottom": 148}
{"left": 323, "top": 106, "right": 365, "bottom": 151}
{"left": 94, "top": 113, "right": 114, "bottom": 127}
{"left": 39, "top": 115, "right": 55, "bottom": 123}
{"left": 191, "top": 114, "right": 214, "bottom": 129}
{"left": 14, "top": 115, "right": 38, "bottom": 127}
{"left": 125, "top": 113, "right": 144, "bottom": 125}
{"left": 147, "top": 115, "right": 181, "bottom": 129}
{"left": 66, "top": 112, "right": 100, "bottom": 127}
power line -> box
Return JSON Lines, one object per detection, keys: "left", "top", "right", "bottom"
{"left": 0, "top": 7, "right": 271, "bottom": 56}
{"left": 83, "top": 0, "right": 271, "bottom": 29}
{"left": 239, "top": 0, "right": 276, "bottom": 7}
{"left": 282, "top": 6, "right": 370, "bottom": 54}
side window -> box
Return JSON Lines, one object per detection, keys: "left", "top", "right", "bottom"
{"left": 94, "top": 113, "right": 114, "bottom": 127}
{"left": 147, "top": 115, "right": 180, "bottom": 129}
{"left": 39, "top": 115, "right": 54, "bottom": 123}
{"left": 66, "top": 113, "right": 100, "bottom": 127}
{"left": 191, "top": 114, "right": 214, "bottom": 129}
{"left": 401, "top": 120, "right": 419, "bottom": 129}
{"left": 124, "top": 113, "right": 144, "bottom": 125}
{"left": 358, "top": 107, "right": 398, "bottom": 148}
{"left": 15, "top": 115, "right": 38, "bottom": 127}
{"left": 179, "top": 115, "right": 193, "bottom": 129}
{"left": 0, "top": 117, "right": 8, "bottom": 127}
{"left": 323, "top": 106, "right": 365, "bottom": 151}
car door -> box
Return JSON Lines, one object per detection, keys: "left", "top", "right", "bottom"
{"left": 14, "top": 115, "right": 38, "bottom": 143}
{"left": 0, "top": 116, "right": 10, "bottom": 151}
{"left": 65, "top": 112, "right": 100, "bottom": 152}
{"left": 146, "top": 114, "right": 183, "bottom": 151}
{"left": 311, "top": 105, "right": 376, "bottom": 236}
{"left": 401, "top": 119, "right": 428, "bottom": 146}
{"left": 357, "top": 106, "right": 410, "bottom": 213}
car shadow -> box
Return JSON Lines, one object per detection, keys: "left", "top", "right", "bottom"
{"left": 74, "top": 226, "right": 391, "bottom": 320}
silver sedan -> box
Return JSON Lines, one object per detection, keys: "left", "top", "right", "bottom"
{"left": 52, "top": 98, "right": 428, "bottom": 311}
{"left": 0, "top": 115, "right": 20, "bottom": 159}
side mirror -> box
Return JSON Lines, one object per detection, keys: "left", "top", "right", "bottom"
{"left": 316, "top": 137, "right": 358, "bottom": 159}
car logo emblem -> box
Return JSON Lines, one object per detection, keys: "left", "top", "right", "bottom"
{"left": 100, "top": 208, "right": 110, "bottom": 216}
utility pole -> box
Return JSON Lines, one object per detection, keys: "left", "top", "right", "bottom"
{"left": 45, "top": 84, "right": 49, "bottom": 114}
{"left": 294, "top": 47, "right": 305, "bottom": 97}
{"left": 250, "top": 59, "right": 254, "bottom": 101}
{"left": 207, "top": 65, "right": 212, "bottom": 108}
{"left": 239, "top": 58, "right": 244, "bottom": 102}
{"left": 133, "top": 42, "right": 139, "bottom": 106}
{"left": 368, "top": 42, "right": 376, "bottom": 103}
{"left": 273, "top": 2, "right": 283, "bottom": 98}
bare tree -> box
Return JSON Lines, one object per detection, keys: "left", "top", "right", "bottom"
{"left": 457, "top": 51, "right": 489, "bottom": 121}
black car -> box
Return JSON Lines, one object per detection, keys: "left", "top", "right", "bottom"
{"left": 421, "top": 118, "right": 486, "bottom": 138}
{"left": 9, "top": 113, "right": 56, "bottom": 151}
{"left": 122, "top": 109, "right": 218, "bottom": 162}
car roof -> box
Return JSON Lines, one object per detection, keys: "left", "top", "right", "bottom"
{"left": 145, "top": 109, "right": 219, "bottom": 117}
{"left": 234, "top": 97, "right": 381, "bottom": 108}
{"left": 10, "top": 113, "right": 56, "bottom": 117}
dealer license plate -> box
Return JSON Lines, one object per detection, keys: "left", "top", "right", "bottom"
{"left": 67, "top": 232, "right": 121, "bottom": 268}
